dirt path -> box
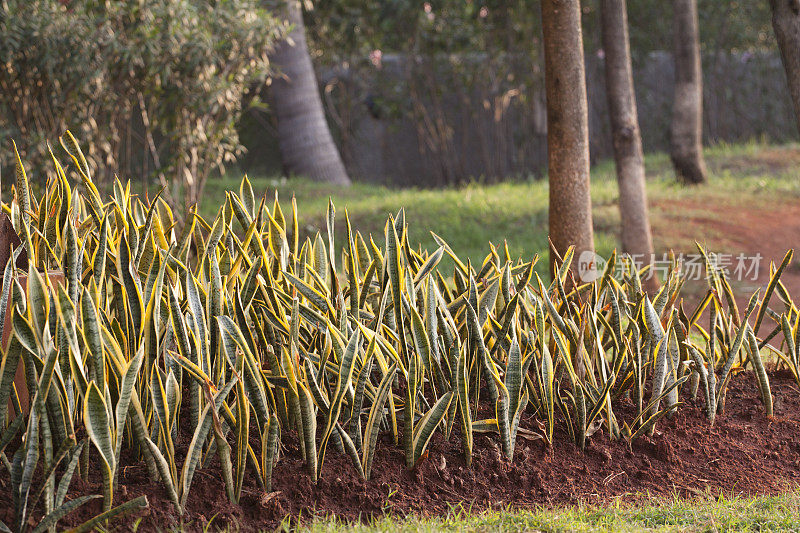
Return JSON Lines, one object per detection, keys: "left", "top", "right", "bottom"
{"left": 652, "top": 197, "right": 800, "bottom": 300}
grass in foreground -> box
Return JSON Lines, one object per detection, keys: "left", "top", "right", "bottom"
{"left": 209, "top": 140, "right": 800, "bottom": 275}
{"left": 291, "top": 490, "right": 800, "bottom": 532}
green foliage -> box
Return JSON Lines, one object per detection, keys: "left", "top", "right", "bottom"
{"left": 304, "top": 0, "right": 544, "bottom": 186}
{"left": 624, "top": 0, "right": 774, "bottom": 60}
{"left": 294, "top": 0, "right": 780, "bottom": 187}
{"left": 308, "top": 0, "right": 773, "bottom": 73}
{"left": 0, "top": 0, "right": 287, "bottom": 206}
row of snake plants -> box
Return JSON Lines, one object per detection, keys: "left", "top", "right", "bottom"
{"left": 0, "top": 134, "right": 797, "bottom": 531}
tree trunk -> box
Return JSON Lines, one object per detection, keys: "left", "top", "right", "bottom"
{"left": 269, "top": 0, "right": 351, "bottom": 185}
{"left": 600, "top": 0, "right": 658, "bottom": 292}
{"left": 541, "top": 0, "right": 595, "bottom": 279}
{"left": 670, "top": 0, "right": 707, "bottom": 184}
{"left": 770, "top": 0, "right": 800, "bottom": 135}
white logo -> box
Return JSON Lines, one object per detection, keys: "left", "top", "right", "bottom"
{"left": 577, "top": 250, "right": 605, "bottom": 282}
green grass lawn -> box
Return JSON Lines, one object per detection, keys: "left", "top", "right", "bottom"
{"left": 204, "top": 140, "right": 800, "bottom": 278}
{"left": 288, "top": 490, "right": 800, "bottom": 532}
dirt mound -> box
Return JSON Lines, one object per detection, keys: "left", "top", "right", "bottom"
{"left": 3, "top": 371, "right": 798, "bottom": 531}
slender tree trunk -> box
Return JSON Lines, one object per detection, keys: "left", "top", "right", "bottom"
{"left": 670, "top": 0, "right": 707, "bottom": 184}
{"left": 600, "top": 0, "right": 658, "bottom": 291}
{"left": 770, "top": 0, "right": 800, "bottom": 135}
{"left": 541, "top": 0, "right": 595, "bottom": 278}
{"left": 269, "top": 0, "right": 351, "bottom": 185}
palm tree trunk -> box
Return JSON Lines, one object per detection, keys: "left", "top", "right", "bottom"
{"left": 670, "top": 0, "right": 707, "bottom": 184}
{"left": 770, "top": 0, "right": 800, "bottom": 135}
{"left": 541, "top": 0, "right": 595, "bottom": 278}
{"left": 600, "top": 0, "right": 657, "bottom": 292}
{"left": 269, "top": 0, "right": 351, "bottom": 185}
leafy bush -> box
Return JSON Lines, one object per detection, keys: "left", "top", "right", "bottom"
{"left": 0, "top": 0, "right": 286, "bottom": 207}
{"left": 1, "top": 138, "right": 798, "bottom": 529}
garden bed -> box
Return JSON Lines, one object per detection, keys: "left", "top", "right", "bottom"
{"left": 4, "top": 148, "right": 800, "bottom": 533}
{"left": 5, "top": 370, "right": 796, "bottom": 531}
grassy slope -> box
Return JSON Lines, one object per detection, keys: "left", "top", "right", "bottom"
{"left": 293, "top": 491, "right": 800, "bottom": 532}
{"left": 207, "top": 141, "right": 800, "bottom": 277}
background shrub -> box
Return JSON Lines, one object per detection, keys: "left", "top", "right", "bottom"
{"left": 0, "top": 0, "right": 286, "bottom": 207}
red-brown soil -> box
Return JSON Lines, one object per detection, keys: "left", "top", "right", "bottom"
{"left": 2, "top": 371, "right": 799, "bottom": 531}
